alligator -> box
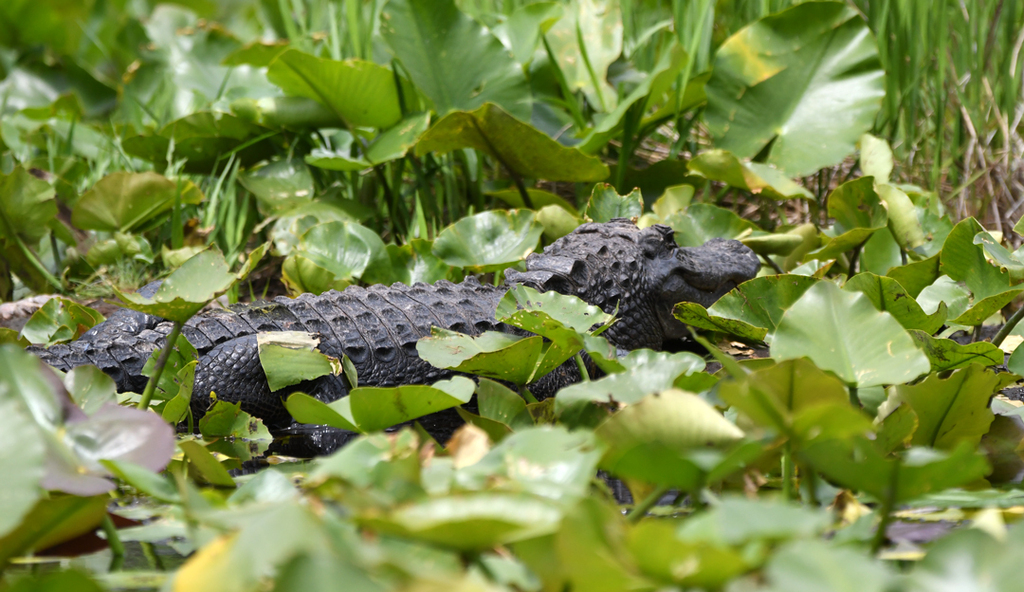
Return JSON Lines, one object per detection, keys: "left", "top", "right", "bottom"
{"left": 30, "top": 219, "right": 760, "bottom": 437}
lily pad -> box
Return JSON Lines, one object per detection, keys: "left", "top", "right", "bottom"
{"left": 349, "top": 377, "right": 476, "bottom": 433}
{"left": 256, "top": 332, "right": 342, "bottom": 392}
{"left": 71, "top": 172, "right": 204, "bottom": 232}
{"left": 417, "top": 328, "right": 546, "bottom": 385}
{"left": 771, "top": 280, "right": 930, "bottom": 387}
{"left": 415, "top": 103, "right": 608, "bottom": 182}
{"left": 808, "top": 177, "right": 888, "bottom": 261}
{"left": 704, "top": 1, "right": 885, "bottom": 176}
{"left": 688, "top": 149, "right": 812, "bottom": 200}
{"left": 907, "top": 330, "right": 1004, "bottom": 373}
{"left": 582, "top": 184, "right": 643, "bottom": 223}
{"left": 595, "top": 389, "right": 744, "bottom": 488}
{"left": 267, "top": 49, "right": 403, "bottom": 129}
{"left": 237, "top": 159, "right": 314, "bottom": 214}
{"left": 282, "top": 220, "right": 392, "bottom": 294}
{"left": 382, "top": 0, "right": 531, "bottom": 121}
{"left": 432, "top": 210, "right": 542, "bottom": 272}
{"left": 20, "top": 298, "right": 104, "bottom": 347}
{"left": 887, "top": 365, "right": 1006, "bottom": 450}
{"left": 666, "top": 203, "right": 758, "bottom": 248}
{"left": 543, "top": 0, "right": 622, "bottom": 112}
{"left": 842, "top": 273, "right": 947, "bottom": 334}
{"left": 113, "top": 249, "right": 238, "bottom": 323}
{"left": 674, "top": 274, "right": 820, "bottom": 343}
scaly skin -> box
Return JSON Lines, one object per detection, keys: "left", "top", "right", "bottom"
{"left": 31, "top": 220, "right": 760, "bottom": 434}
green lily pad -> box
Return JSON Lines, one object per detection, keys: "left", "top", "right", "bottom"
{"left": 237, "top": 158, "right": 314, "bottom": 214}
{"left": 842, "top": 273, "right": 947, "bottom": 334}
{"left": 348, "top": 377, "right": 475, "bottom": 433}
{"left": 71, "top": 172, "right": 204, "bottom": 232}
{"left": 267, "top": 49, "right": 403, "bottom": 129}
{"left": 808, "top": 177, "right": 888, "bottom": 260}
{"left": 704, "top": 2, "right": 885, "bottom": 176}
{"left": 877, "top": 182, "right": 926, "bottom": 251}
{"left": 387, "top": 239, "right": 458, "bottom": 285}
{"left": 497, "top": 285, "right": 613, "bottom": 336}
{"left": 771, "top": 280, "right": 931, "bottom": 387}
{"left": 282, "top": 220, "right": 392, "bottom": 294}
{"left": 122, "top": 112, "right": 276, "bottom": 173}
{"left": 361, "top": 492, "right": 562, "bottom": 551}
{"left": 489, "top": 188, "right": 579, "bottom": 215}
{"left": 543, "top": 0, "right": 622, "bottom": 112}
{"left": 20, "top": 298, "right": 104, "bottom": 347}
{"left": 907, "top": 330, "right": 1004, "bottom": 373}
{"left": 666, "top": 203, "right": 759, "bottom": 248}
{"left": 382, "top": 0, "right": 532, "bottom": 121}
{"left": 887, "top": 253, "right": 941, "bottom": 298}
{"left": 859, "top": 134, "right": 894, "bottom": 181}
{"left": 688, "top": 149, "right": 812, "bottom": 200}
{"left": 674, "top": 274, "right": 820, "bottom": 343}
{"left": 114, "top": 246, "right": 264, "bottom": 323}
{"left": 63, "top": 366, "right": 117, "bottom": 416}
{"left": 595, "top": 389, "right": 744, "bottom": 488}
{"left": 941, "top": 217, "right": 1016, "bottom": 301}
{"left": 416, "top": 328, "right": 546, "bottom": 385}
{"left": 582, "top": 184, "right": 643, "bottom": 223}
{"left": 432, "top": 210, "right": 542, "bottom": 273}
{"left": 492, "top": 2, "right": 564, "bottom": 67}
{"left": 0, "top": 354, "right": 45, "bottom": 539}
{"left": 256, "top": 332, "right": 342, "bottom": 391}
{"left": 974, "top": 231, "right": 1024, "bottom": 282}
{"left": 887, "top": 365, "right": 1006, "bottom": 450}
{"left": 717, "top": 358, "right": 853, "bottom": 437}
{"left": 179, "top": 440, "right": 236, "bottom": 488}
{"left": 415, "top": 103, "right": 608, "bottom": 183}
{"left": 0, "top": 495, "right": 108, "bottom": 566}
{"left": 741, "top": 233, "right": 806, "bottom": 257}
{"left": 800, "top": 439, "right": 990, "bottom": 503}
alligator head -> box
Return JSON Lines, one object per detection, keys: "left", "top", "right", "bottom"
{"left": 504, "top": 218, "right": 760, "bottom": 350}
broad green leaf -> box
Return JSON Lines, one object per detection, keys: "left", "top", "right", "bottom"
{"left": 800, "top": 439, "right": 989, "bottom": 503}
{"left": 497, "top": 284, "right": 613, "bottom": 335}
{"left": 282, "top": 220, "right": 392, "bottom": 294}
{"left": 916, "top": 275, "right": 971, "bottom": 321}
{"left": 230, "top": 96, "right": 343, "bottom": 129}
{"left": 651, "top": 185, "right": 694, "bottom": 219}
{"left": 63, "top": 366, "right": 117, "bottom": 416}
{"left": 677, "top": 497, "right": 831, "bottom": 546}
{"left": 489, "top": 188, "right": 579, "bottom": 215}
{"left": 974, "top": 231, "right": 1024, "bottom": 281}
{"left": 629, "top": 515, "right": 749, "bottom": 589}
{"left": 809, "top": 177, "right": 888, "bottom": 260}
{"left": 361, "top": 493, "right": 562, "bottom": 551}
{"left": 0, "top": 166, "right": 57, "bottom": 245}
{"left": 432, "top": 210, "right": 542, "bottom": 272}
{"left": 477, "top": 379, "right": 531, "bottom": 430}
{"left": 667, "top": 203, "right": 758, "bottom": 247}
{"left": 364, "top": 112, "right": 431, "bottom": 164}
{"left": 0, "top": 375, "right": 44, "bottom": 539}
{"left": 350, "top": 377, "right": 475, "bottom": 432}
{"left": 771, "top": 281, "right": 930, "bottom": 387}
{"left": 544, "top": 0, "right": 622, "bottom": 112}
{"left": 273, "top": 551, "right": 385, "bottom": 592}
{"left": 763, "top": 539, "right": 893, "bottom": 592}
{"left": 674, "top": 274, "right": 819, "bottom": 343}
{"left": 705, "top": 2, "right": 885, "bottom": 176}
{"left": 595, "top": 389, "right": 744, "bottom": 488}
{"left": 113, "top": 249, "right": 237, "bottom": 323}
{"left": 941, "top": 217, "right": 1015, "bottom": 301}
{"left": 238, "top": 159, "right": 314, "bottom": 214}
{"left": 267, "top": 49, "right": 402, "bottom": 128}
{"left": 416, "top": 328, "right": 546, "bottom": 385}
{"left": 454, "top": 426, "right": 603, "bottom": 505}
{"left": 859, "top": 134, "right": 893, "bottom": 181}
{"left": 71, "top": 172, "right": 203, "bottom": 232}
{"left": 492, "top": 2, "right": 564, "bottom": 66}
{"left": 718, "top": 358, "right": 853, "bottom": 436}
{"left": 887, "top": 254, "right": 941, "bottom": 298}
{"left": 949, "top": 289, "right": 1023, "bottom": 327}
{"left": 381, "top": 0, "right": 531, "bottom": 121}
{"left": 20, "top": 298, "right": 104, "bottom": 346}
{"left": 888, "top": 365, "right": 1002, "bottom": 449}
{"left": 908, "top": 331, "right": 1004, "bottom": 373}
{"left": 0, "top": 495, "right": 108, "bottom": 565}
{"left": 582, "top": 184, "right": 643, "bottom": 222}
{"left": 555, "top": 351, "right": 706, "bottom": 424}
{"left": 101, "top": 459, "right": 180, "bottom": 504}
{"left": 179, "top": 440, "right": 236, "bottom": 488}
{"left": 122, "top": 112, "right": 276, "bottom": 174}
{"left": 197, "top": 400, "right": 271, "bottom": 441}
{"left": 877, "top": 183, "right": 926, "bottom": 251}
{"left": 285, "top": 393, "right": 359, "bottom": 433}
{"left": 741, "top": 232, "right": 806, "bottom": 257}
{"left": 577, "top": 43, "right": 688, "bottom": 153}
{"left": 536, "top": 205, "right": 583, "bottom": 242}
{"left": 257, "top": 332, "right": 342, "bottom": 391}
{"left": 387, "top": 239, "right": 457, "bottom": 285}
{"left": 415, "top": 103, "right": 608, "bottom": 182}
{"left": 842, "top": 273, "right": 947, "bottom": 334}
{"left": 222, "top": 40, "right": 290, "bottom": 67}
{"left": 687, "top": 149, "right": 812, "bottom": 200}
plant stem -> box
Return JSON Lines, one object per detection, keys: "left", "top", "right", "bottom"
{"left": 509, "top": 169, "right": 535, "bottom": 210}
{"left": 138, "top": 321, "right": 183, "bottom": 412}
{"left": 574, "top": 353, "right": 590, "bottom": 381}
{"left": 993, "top": 303, "right": 1024, "bottom": 347}
{"left": 101, "top": 514, "right": 125, "bottom": 558}
{"left": 781, "top": 441, "right": 794, "bottom": 501}
{"left": 626, "top": 485, "right": 670, "bottom": 523}
{"left": 871, "top": 461, "right": 901, "bottom": 555}
{"left": 848, "top": 385, "right": 859, "bottom": 408}
{"left": 761, "top": 254, "right": 784, "bottom": 275}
